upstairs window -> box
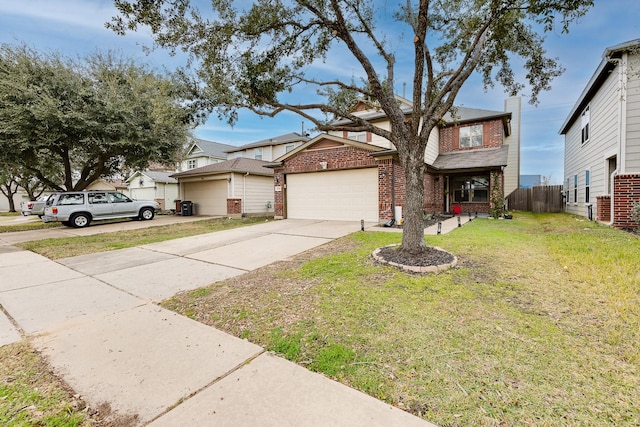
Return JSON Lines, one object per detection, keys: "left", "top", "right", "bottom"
{"left": 254, "top": 147, "right": 263, "bottom": 160}
{"left": 187, "top": 159, "right": 197, "bottom": 169}
{"left": 347, "top": 131, "right": 368, "bottom": 142}
{"left": 459, "top": 125, "right": 483, "bottom": 148}
{"left": 581, "top": 106, "right": 590, "bottom": 144}
{"left": 285, "top": 144, "right": 295, "bottom": 153}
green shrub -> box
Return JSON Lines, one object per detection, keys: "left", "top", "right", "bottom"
{"left": 631, "top": 201, "right": 640, "bottom": 227}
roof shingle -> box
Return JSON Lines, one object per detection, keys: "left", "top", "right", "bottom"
{"left": 171, "top": 158, "right": 274, "bottom": 178}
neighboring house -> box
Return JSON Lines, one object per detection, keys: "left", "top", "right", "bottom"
{"left": 181, "top": 138, "right": 236, "bottom": 171}
{"left": 268, "top": 97, "right": 521, "bottom": 223}
{"left": 520, "top": 175, "right": 542, "bottom": 188}
{"left": 171, "top": 158, "right": 274, "bottom": 217}
{"left": 86, "top": 179, "right": 129, "bottom": 194}
{"left": 126, "top": 171, "right": 178, "bottom": 211}
{"left": 226, "top": 132, "right": 311, "bottom": 162}
{"left": 560, "top": 39, "right": 640, "bottom": 230}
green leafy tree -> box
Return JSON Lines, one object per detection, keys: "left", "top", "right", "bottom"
{"left": 0, "top": 166, "right": 20, "bottom": 212}
{"left": 110, "top": 0, "right": 592, "bottom": 255}
{"left": 0, "top": 44, "right": 198, "bottom": 192}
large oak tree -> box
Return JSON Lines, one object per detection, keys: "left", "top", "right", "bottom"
{"left": 0, "top": 45, "right": 198, "bottom": 192}
{"left": 110, "top": 0, "right": 592, "bottom": 255}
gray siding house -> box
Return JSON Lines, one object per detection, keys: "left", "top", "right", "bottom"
{"left": 560, "top": 39, "right": 640, "bottom": 229}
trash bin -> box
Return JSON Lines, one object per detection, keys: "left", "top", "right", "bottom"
{"left": 181, "top": 200, "right": 193, "bottom": 216}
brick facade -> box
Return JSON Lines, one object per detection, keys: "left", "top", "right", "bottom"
{"left": 596, "top": 195, "right": 611, "bottom": 222}
{"left": 227, "top": 198, "right": 242, "bottom": 216}
{"left": 275, "top": 134, "right": 504, "bottom": 222}
{"left": 273, "top": 144, "right": 378, "bottom": 218}
{"left": 439, "top": 119, "right": 505, "bottom": 153}
{"left": 613, "top": 174, "right": 640, "bottom": 230}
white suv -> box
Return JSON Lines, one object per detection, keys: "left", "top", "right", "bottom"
{"left": 42, "top": 191, "right": 160, "bottom": 228}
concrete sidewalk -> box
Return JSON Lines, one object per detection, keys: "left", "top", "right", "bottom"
{"left": 0, "top": 218, "right": 462, "bottom": 426}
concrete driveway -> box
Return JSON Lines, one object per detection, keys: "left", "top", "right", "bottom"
{"left": 0, "top": 218, "right": 437, "bottom": 426}
{"left": 0, "top": 214, "right": 216, "bottom": 246}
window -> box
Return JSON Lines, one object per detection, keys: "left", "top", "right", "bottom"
{"left": 347, "top": 131, "right": 368, "bottom": 142}
{"left": 254, "top": 147, "right": 263, "bottom": 160}
{"left": 581, "top": 106, "right": 590, "bottom": 144}
{"left": 109, "top": 192, "right": 132, "bottom": 203}
{"left": 452, "top": 175, "right": 489, "bottom": 203}
{"left": 574, "top": 174, "right": 578, "bottom": 204}
{"left": 88, "top": 193, "right": 108, "bottom": 204}
{"left": 285, "top": 144, "right": 295, "bottom": 153}
{"left": 58, "top": 193, "right": 84, "bottom": 205}
{"left": 187, "top": 159, "right": 197, "bottom": 169}
{"left": 585, "top": 170, "right": 590, "bottom": 203}
{"left": 565, "top": 177, "right": 570, "bottom": 204}
{"left": 459, "top": 125, "right": 483, "bottom": 148}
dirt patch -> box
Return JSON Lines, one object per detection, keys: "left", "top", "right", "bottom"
{"left": 165, "top": 237, "right": 361, "bottom": 335}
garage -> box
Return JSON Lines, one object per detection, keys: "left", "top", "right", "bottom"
{"left": 182, "top": 180, "right": 228, "bottom": 215}
{"left": 286, "top": 168, "right": 379, "bottom": 221}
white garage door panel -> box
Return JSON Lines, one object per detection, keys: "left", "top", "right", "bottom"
{"left": 183, "top": 180, "right": 227, "bottom": 215}
{"left": 287, "top": 169, "right": 378, "bottom": 221}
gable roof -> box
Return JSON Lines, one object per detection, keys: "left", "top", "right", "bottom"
{"left": 560, "top": 38, "right": 640, "bottom": 135}
{"left": 331, "top": 102, "right": 510, "bottom": 126}
{"left": 266, "top": 133, "right": 386, "bottom": 167}
{"left": 187, "top": 138, "right": 236, "bottom": 159}
{"left": 125, "top": 170, "right": 178, "bottom": 184}
{"left": 171, "top": 157, "right": 274, "bottom": 178}
{"left": 430, "top": 145, "right": 509, "bottom": 172}
{"left": 225, "top": 132, "right": 310, "bottom": 152}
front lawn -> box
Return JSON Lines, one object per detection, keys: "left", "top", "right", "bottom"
{"left": 163, "top": 213, "right": 639, "bottom": 426}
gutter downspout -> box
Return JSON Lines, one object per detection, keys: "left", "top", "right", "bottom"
{"left": 607, "top": 54, "right": 627, "bottom": 225}
{"left": 243, "top": 172, "right": 249, "bottom": 215}
{"left": 391, "top": 161, "right": 396, "bottom": 221}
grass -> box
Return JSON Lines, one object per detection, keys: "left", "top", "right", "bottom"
{"left": 16, "top": 217, "right": 271, "bottom": 259}
{"left": 0, "top": 341, "right": 90, "bottom": 427}
{"left": 163, "top": 213, "right": 640, "bottom": 426}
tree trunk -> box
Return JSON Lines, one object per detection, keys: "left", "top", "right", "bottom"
{"left": 0, "top": 183, "right": 18, "bottom": 212}
{"left": 399, "top": 144, "right": 427, "bottom": 255}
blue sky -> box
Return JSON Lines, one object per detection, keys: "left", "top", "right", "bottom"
{"left": 1, "top": 1, "right": 639, "bottom": 183}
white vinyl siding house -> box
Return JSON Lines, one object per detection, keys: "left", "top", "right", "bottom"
{"left": 180, "top": 138, "right": 235, "bottom": 172}
{"left": 226, "top": 133, "right": 310, "bottom": 162}
{"left": 562, "top": 58, "right": 620, "bottom": 216}
{"left": 230, "top": 174, "right": 275, "bottom": 215}
{"left": 561, "top": 39, "right": 640, "bottom": 229}
{"left": 126, "top": 171, "right": 179, "bottom": 211}
{"left": 626, "top": 54, "right": 640, "bottom": 172}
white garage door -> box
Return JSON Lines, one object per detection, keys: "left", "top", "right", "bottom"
{"left": 286, "top": 168, "right": 378, "bottom": 221}
{"left": 183, "top": 180, "right": 227, "bottom": 215}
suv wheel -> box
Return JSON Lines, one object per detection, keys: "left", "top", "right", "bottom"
{"left": 70, "top": 213, "right": 91, "bottom": 228}
{"left": 139, "top": 207, "right": 155, "bottom": 221}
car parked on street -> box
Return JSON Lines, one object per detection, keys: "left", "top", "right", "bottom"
{"left": 42, "top": 191, "right": 160, "bottom": 228}
{"left": 21, "top": 195, "right": 50, "bottom": 217}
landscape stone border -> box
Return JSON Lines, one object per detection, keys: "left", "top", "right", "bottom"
{"left": 371, "top": 244, "right": 458, "bottom": 274}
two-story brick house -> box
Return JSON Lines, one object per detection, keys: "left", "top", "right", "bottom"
{"left": 560, "top": 39, "right": 640, "bottom": 230}
{"left": 268, "top": 97, "right": 521, "bottom": 223}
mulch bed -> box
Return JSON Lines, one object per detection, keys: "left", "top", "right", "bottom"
{"left": 376, "top": 245, "right": 455, "bottom": 267}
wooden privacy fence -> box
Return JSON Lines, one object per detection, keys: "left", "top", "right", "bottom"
{"left": 506, "top": 185, "right": 564, "bottom": 213}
